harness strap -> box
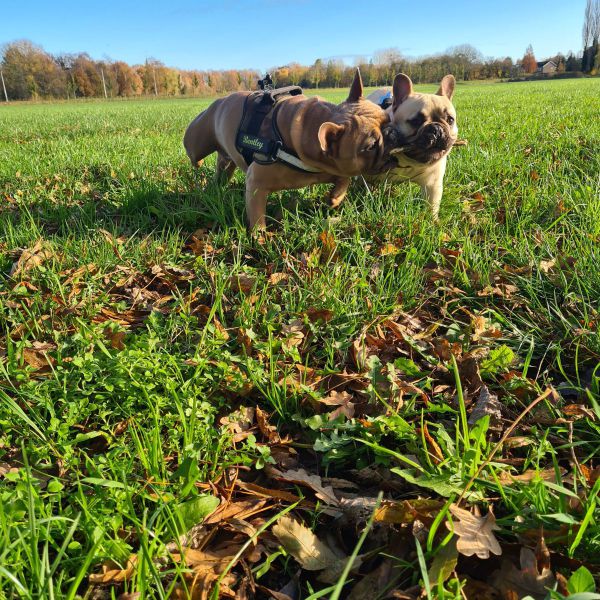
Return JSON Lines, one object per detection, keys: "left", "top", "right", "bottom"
{"left": 235, "top": 88, "right": 322, "bottom": 174}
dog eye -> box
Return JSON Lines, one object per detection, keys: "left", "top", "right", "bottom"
{"left": 362, "top": 140, "right": 378, "bottom": 153}
{"left": 408, "top": 113, "right": 425, "bottom": 128}
{"left": 447, "top": 115, "right": 455, "bottom": 125}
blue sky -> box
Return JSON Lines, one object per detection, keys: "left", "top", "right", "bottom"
{"left": 3, "top": 0, "right": 586, "bottom": 71}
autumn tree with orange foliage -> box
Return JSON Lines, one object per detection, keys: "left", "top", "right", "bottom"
{"left": 521, "top": 45, "right": 538, "bottom": 73}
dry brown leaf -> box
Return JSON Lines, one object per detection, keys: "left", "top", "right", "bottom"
{"left": 255, "top": 406, "right": 282, "bottom": 444}
{"left": 539, "top": 258, "right": 557, "bottom": 273}
{"left": 105, "top": 329, "right": 126, "bottom": 350}
{"left": 204, "top": 500, "right": 265, "bottom": 525}
{"left": 468, "top": 385, "right": 502, "bottom": 430}
{"left": 21, "top": 343, "right": 56, "bottom": 372}
{"left": 188, "top": 229, "right": 215, "bottom": 256}
{"left": 281, "top": 320, "right": 305, "bottom": 351}
{"left": 305, "top": 307, "right": 334, "bottom": 323}
{"left": 448, "top": 504, "right": 502, "bottom": 559}
{"left": 272, "top": 468, "right": 339, "bottom": 506}
{"left": 229, "top": 274, "right": 256, "bottom": 295}
{"left": 422, "top": 422, "right": 444, "bottom": 463}
{"left": 491, "top": 547, "right": 555, "bottom": 600}
{"left": 88, "top": 555, "right": 137, "bottom": 584}
{"left": 499, "top": 467, "right": 565, "bottom": 485}
{"left": 92, "top": 307, "right": 149, "bottom": 327}
{"left": 219, "top": 406, "right": 255, "bottom": 442}
{"left": 319, "top": 230, "right": 337, "bottom": 262}
{"left": 396, "top": 380, "right": 430, "bottom": 405}
{"left": 318, "top": 390, "right": 355, "bottom": 420}
{"left": 477, "top": 283, "right": 519, "bottom": 299}
{"left": 472, "top": 315, "right": 502, "bottom": 342}
{"left": 348, "top": 560, "right": 396, "bottom": 599}
{"left": 10, "top": 240, "right": 55, "bottom": 277}
{"left": 268, "top": 272, "right": 289, "bottom": 285}
{"left": 379, "top": 242, "right": 402, "bottom": 256}
{"left": 0, "top": 462, "right": 19, "bottom": 478}
{"left": 458, "top": 354, "right": 485, "bottom": 395}
{"left": 562, "top": 404, "right": 596, "bottom": 420}
{"left": 373, "top": 498, "right": 443, "bottom": 525}
{"left": 234, "top": 480, "right": 301, "bottom": 503}
{"left": 272, "top": 516, "right": 350, "bottom": 583}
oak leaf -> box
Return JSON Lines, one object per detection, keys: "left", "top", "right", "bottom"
{"left": 448, "top": 504, "right": 502, "bottom": 559}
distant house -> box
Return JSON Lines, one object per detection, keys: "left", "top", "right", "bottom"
{"left": 536, "top": 60, "right": 557, "bottom": 74}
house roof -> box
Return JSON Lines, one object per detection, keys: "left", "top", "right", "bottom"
{"left": 537, "top": 60, "right": 557, "bottom": 67}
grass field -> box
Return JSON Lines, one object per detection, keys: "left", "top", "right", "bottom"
{"left": 1, "top": 78, "right": 599, "bottom": 599}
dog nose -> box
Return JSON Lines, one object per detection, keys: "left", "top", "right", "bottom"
{"left": 421, "top": 122, "right": 445, "bottom": 148}
{"left": 429, "top": 123, "right": 444, "bottom": 138}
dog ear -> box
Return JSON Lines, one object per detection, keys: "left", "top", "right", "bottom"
{"left": 318, "top": 122, "right": 345, "bottom": 155}
{"left": 436, "top": 74, "right": 455, "bottom": 100}
{"left": 347, "top": 68, "right": 363, "bottom": 102}
{"left": 392, "top": 73, "right": 413, "bottom": 109}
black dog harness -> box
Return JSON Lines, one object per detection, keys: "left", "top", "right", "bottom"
{"left": 378, "top": 91, "right": 393, "bottom": 110}
{"left": 235, "top": 86, "right": 322, "bottom": 173}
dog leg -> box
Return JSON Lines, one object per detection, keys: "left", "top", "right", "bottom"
{"left": 245, "top": 174, "right": 269, "bottom": 230}
{"left": 422, "top": 181, "right": 443, "bottom": 221}
{"left": 328, "top": 177, "right": 350, "bottom": 208}
{"left": 216, "top": 153, "right": 237, "bottom": 183}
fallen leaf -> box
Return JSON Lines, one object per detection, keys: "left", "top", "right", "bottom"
{"left": 562, "top": 404, "right": 596, "bottom": 420}
{"left": 229, "top": 274, "right": 256, "bottom": 295}
{"left": 305, "top": 307, "right": 334, "bottom": 323}
{"left": 477, "top": 283, "right": 519, "bottom": 299}
{"left": 448, "top": 504, "right": 502, "bottom": 559}
{"left": 539, "top": 258, "right": 556, "bottom": 273}
{"left": 268, "top": 272, "right": 289, "bottom": 285}
{"left": 272, "top": 468, "right": 339, "bottom": 506}
{"left": 379, "top": 242, "right": 401, "bottom": 256}
{"left": 472, "top": 315, "right": 502, "bottom": 342}
{"left": 255, "top": 406, "right": 283, "bottom": 444}
{"left": 272, "top": 516, "right": 350, "bottom": 583}
{"left": 21, "top": 343, "right": 56, "bottom": 373}
{"left": 281, "top": 319, "right": 305, "bottom": 351}
{"left": 468, "top": 385, "right": 502, "bottom": 430}
{"left": 422, "top": 423, "right": 444, "bottom": 464}
{"left": 317, "top": 390, "right": 355, "bottom": 420}
{"left": 491, "top": 547, "right": 555, "bottom": 600}
{"left": 89, "top": 555, "right": 137, "bottom": 584}
{"left": 0, "top": 462, "right": 19, "bottom": 478}
{"left": 348, "top": 560, "right": 396, "bottom": 599}
{"left": 234, "top": 480, "right": 301, "bottom": 503}
{"left": 92, "top": 307, "right": 149, "bottom": 327}
{"left": 105, "top": 329, "right": 126, "bottom": 350}
{"left": 499, "top": 467, "right": 565, "bottom": 485}
{"left": 319, "top": 230, "right": 337, "bottom": 263}
{"left": 10, "top": 240, "right": 54, "bottom": 277}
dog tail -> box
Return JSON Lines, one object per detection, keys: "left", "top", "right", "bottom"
{"left": 183, "top": 101, "right": 220, "bottom": 167}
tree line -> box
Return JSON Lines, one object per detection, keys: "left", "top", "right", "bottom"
{"left": 1, "top": 18, "right": 598, "bottom": 102}
{"left": 0, "top": 40, "right": 261, "bottom": 101}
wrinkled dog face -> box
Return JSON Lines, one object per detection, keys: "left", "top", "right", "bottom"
{"left": 318, "top": 71, "right": 390, "bottom": 176}
{"left": 389, "top": 74, "right": 458, "bottom": 164}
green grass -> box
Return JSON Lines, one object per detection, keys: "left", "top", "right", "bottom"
{"left": 1, "top": 78, "right": 599, "bottom": 598}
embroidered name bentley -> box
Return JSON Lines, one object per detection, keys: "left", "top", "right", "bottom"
{"left": 241, "top": 135, "right": 265, "bottom": 150}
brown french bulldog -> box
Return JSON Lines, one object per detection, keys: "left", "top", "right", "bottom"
{"left": 367, "top": 73, "right": 457, "bottom": 219}
{"left": 183, "top": 70, "right": 389, "bottom": 229}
